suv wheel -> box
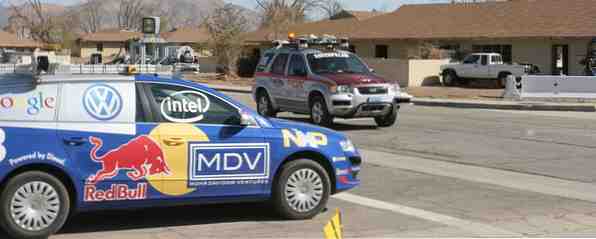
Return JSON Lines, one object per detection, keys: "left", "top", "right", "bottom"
{"left": 273, "top": 159, "right": 330, "bottom": 220}
{"left": 0, "top": 171, "right": 70, "bottom": 239}
{"left": 310, "top": 95, "right": 333, "bottom": 127}
{"left": 257, "top": 91, "right": 276, "bottom": 117}
{"left": 375, "top": 106, "right": 398, "bottom": 127}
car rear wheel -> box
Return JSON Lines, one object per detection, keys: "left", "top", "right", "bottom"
{"left": 273, "top": 159, "right": 331, "bottom": 220}
{"left": 257, "top": 91, "right": 276, "bottom": 117}
{"left": 375, "top": 106, "right": 398, "bottom": 127}
{"left": 0, "top": 171, "right": 70, "bottom": 239}
{"left": 310, "top": 95, "right": 333, "bottom": 127}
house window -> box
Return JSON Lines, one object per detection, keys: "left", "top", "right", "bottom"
{"left": 472, "top": 45, "right": 512, "bottom": 63}
{"left": 96, "top": 43, "right": 104, "bottom": 52}
{"left": 375, "top": 45, "right": 388, "bottom": 59}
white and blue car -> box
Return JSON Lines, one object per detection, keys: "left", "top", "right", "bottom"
{"left": 0, "top": 73, "right": 361, "bottom": 239}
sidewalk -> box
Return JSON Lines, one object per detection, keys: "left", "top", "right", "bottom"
{"left": 203, "top": 83, "right": 596, "bottom": 112}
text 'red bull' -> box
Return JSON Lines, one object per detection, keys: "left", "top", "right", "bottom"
{"left": 84, "top": 183, "right": 147, "bottom": 202}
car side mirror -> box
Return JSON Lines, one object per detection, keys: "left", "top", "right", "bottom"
{"left": 239, "top": 111, "right": 258, "bottom": 127}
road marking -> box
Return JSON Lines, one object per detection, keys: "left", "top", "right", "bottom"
{"left": 361, "top": 149, "right": 596, "bottom": 203}
{"left": 333, "top": 193, "right": 519, "bottom": 236}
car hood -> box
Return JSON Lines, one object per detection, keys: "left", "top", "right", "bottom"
{"left": 318, "top": 73, "right": 387, "bottom": 85}
{"left": 267, "top": 118, "right": 344, "bottom": 139}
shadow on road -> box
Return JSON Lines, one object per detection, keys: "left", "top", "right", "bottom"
{"left": 57, "top": 203, "right": 277, "bottom": 234}
{"left": 277, "top": 117, "right": 378, "bottom": 132}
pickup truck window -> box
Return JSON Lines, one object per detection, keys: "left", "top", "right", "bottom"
{"left": 463, "top": 55, "right": 480, "bottom": 64}
{"left": 481, "top": 55, "right": 488, "bottom": 65}
{"left": 307, "top": 53, "right": 370, "bottom": 74}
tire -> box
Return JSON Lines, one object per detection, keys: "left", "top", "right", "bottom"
{"left": 272, "top": 159, "right": 331, "bottom": 220}
{"left": 442, "top": 71, "right": 457, "bottom": 86}
{"left": 0, "top": 171, "right": 70, "bottom": 239}
{"left": 310, "top": 95, "right": 333, "bottom": 127}
{"left": 497, "top": 73, "right": 510, "bottom": 88}
{"left": 375, "top": 106, "right": 398, "bottom": 127}
{"left": 256, "top": 90, "right": 276, "bottom": 117}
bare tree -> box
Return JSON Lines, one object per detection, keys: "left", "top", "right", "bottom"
{"left": 79, "top": 0, "right": 104, "bottom": 33}
{"left": 116, "top": 0, "right": 159, "bottom": 30}
{"left": 321, "top": 0, "right": 343, "bottom": 19}
{"left": 205, "top": 4, "right": 249, "bottom": 78}
{"left": 8, "top": 0, "right": 56, "bottom": 43}
{"left": 256, "top": 0, "right": 325, "bottom": 28}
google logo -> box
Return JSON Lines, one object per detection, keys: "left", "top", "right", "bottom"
{"left": 0, "top": 92, "right": 56, "bottom": 116}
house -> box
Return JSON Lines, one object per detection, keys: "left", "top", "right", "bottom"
{"left": 245, "top": 0, "right": 596, "bottom": 76}
{"left": 0, "top": 31, "right": 43, "bottom": 51}
{"left": 73, "top": 27, "right": 212, "bottom": 60}
{"left": 330, "top": 10, "right": 383, "bottom": 21}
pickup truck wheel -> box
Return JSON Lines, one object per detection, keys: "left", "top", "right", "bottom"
{"left": 443, "top": 71, "right": 457, "bottom": 86}
{"left": 497, "top": 73, "right": 510, "bottom": 88}
{"left": 272, "top": 159, "right": 330, "bottom": 220}
{"left": 375, "top": 106, "right": 398, "bottom": 127}
{"left": 310, "top": 95, "right": 333, "bottom": 127}
{"left": 257, "top": 91, "right": 277, "bottom": 117}
{"left": 0, "top": 171, "right": 70, "bottom": 239}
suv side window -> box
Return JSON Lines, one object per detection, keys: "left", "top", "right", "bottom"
{"left": 256, "top": 52, "right": 275, "bottom": 72}
{"left": 271, "top": 53, "right": 289, "bottom": 75}
{"left": 147, "top": 83, "right": 240, "bottom": 125}
{"left": 288, "top": 54, "right": 307, "bottom": 76}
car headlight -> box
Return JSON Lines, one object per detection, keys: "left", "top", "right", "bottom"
{"left": 340, "top": 139, "right": 356, "bottom": 152}
{"left": 332, "top": 85, "right": 353, "bottom": 94}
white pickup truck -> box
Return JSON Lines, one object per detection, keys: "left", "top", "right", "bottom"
{"left": 441, "top": 53, "right": 528, "bottom": 87}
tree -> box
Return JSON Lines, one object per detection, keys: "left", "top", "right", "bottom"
{"left": 79, "top": 0, "right": 104, "bottom": 33}
{"left": 256, "top": 0, "right": 325, "bottom": 28}
{"left": 116, "top": 0, "right": 159, "bottom": 30}
{"left": 205, "top": 4, "right": 250, "bottom": 78}
{"left": 7, "top": 0, "right": 56, "bottom": 43}
{"left": 321, "top": 0, "right": 343, "bottom": 19}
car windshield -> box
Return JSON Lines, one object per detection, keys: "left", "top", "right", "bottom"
{"left": 307, "top": 52, "right": 370, "bottom": 74}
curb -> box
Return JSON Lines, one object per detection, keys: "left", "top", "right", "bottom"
{"left": 206, "top": 84, "right": 596, "bottom": 112}
{"left": 412, "top": 99, "right": 596, "bottom": 112}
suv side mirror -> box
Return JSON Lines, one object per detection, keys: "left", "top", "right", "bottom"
{"left": 369, "top": 68, "right": 376, "bottom": 73}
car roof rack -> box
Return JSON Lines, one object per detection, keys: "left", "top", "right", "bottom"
{"left": 272, "top": 33, "right": 350, "bottom": 51}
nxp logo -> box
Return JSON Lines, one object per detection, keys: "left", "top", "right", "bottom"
{"left": 83, "top": 84, "right": 123, "bottom": 121}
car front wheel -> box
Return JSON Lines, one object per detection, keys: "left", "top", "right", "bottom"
{"left": 0, "top": 171, "right": 70, "bottom": 239}
{"left": 375, "top": 106, "right": 398, "bottom": 127}
{"left": 273, "top": 159, "right": 331, "bottom": 220}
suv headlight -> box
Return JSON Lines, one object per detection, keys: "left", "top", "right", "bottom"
{"left": 332, "top": 85, "right": 353, "bottom": 94}
{"left": 340, "top": 139, "right": 356, "bottom": 152}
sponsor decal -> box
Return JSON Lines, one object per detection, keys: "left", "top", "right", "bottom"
{"left": 313, "top": 52, "right": 349, "bottom": 59}
{"left": 8, "top": 152, "right": 65, "bottom": 166}
{"left": 0, "top": 92, "right": 56, "bottom": 115}
{"left": 282, "top": 129, "right": 328, "bottom": 148}
{"left": 336, "top": 168, "right": 350, "bottom": 176}
{"left": 332, "top": 156, "right": 347, "bottom": 163}
{"left": 0, "top": 129, "right": 5, "bottom": 162}
{"left": 188, "top": 143, "right": 270, "bottom": 184}
{"left": 83, "top": 84, "right": 123, "bottom": 121}
{"left": 87, "top": 136, "right": 171, "bottom": 184}
{"left": 160, "top": 91, "right": 210, "bottom": 123}
{"left": 84, "top": 183, "right": 147, "bottom": 202}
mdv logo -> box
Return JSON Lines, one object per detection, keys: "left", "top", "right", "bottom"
{"left": 188, "top": 143, "right": 270, "bottom": 181}
{"left": 0, "top": 128, "right": 5, "bottom": 162}
{"left": 83, "top": 84, "right": 123, "bottom": 121}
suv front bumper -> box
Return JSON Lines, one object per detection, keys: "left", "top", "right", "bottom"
{"left": 328, "top": 85, "right": 400, "bottom": 118}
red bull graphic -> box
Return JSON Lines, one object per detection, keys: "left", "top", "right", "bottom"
{"left": 84, "top": 183, "right": 147, "bottom": 202}
{"left": 87, "top": 136, "right": 171, "bottom": 184}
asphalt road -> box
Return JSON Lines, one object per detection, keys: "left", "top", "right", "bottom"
{"left": 31, "top": 92, "right": 596, "bottom": 238}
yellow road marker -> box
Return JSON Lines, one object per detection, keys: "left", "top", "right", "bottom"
{"left": 323, "top": 208, "right": 343, "bottom": 239}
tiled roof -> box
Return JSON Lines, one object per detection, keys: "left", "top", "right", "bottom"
{"left": 0, "top": 31, "right": 43, "bottom": 48}
{"left": 243, "top": 18, "right": 363, "bottom": 43}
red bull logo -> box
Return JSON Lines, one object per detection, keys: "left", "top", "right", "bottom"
{"left": 87, "top": 136, "right": 171, "bottom": 184}
{"left": 84, "top": 183, "right": 147, "bottom": 202}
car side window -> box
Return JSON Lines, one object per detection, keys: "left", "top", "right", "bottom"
{"left": 288, "top": 54, "right": 307, "bottom": 76}
{"left": 256, "top": 53, "right": 275, "bottom": 73}
{"left": 271, "top": 53, "right": 289, "bottom": 75}
{"left": 147, "top": 83, "right": 241, "bottom": 125}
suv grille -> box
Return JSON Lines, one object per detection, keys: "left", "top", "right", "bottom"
{"left": 358, "top": 87, "right": 387, "bottom": 95}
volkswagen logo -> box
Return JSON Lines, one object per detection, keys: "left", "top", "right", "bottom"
{"left": 83, "top": 84, "right": 123, "bottom": 121}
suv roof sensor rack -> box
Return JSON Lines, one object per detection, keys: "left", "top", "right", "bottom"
{"left": 272, "top": 33, "right": 350, "bottom": 51}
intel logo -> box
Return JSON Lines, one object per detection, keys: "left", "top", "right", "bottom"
{"left": 160, "top": 91, "right": 210, "bottom": 123}
{"left": 83, "top": 84, "right": 123, "bottom": 121}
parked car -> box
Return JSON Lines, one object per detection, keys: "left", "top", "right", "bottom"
{"left": 0, "top": 73, "right": 361, "bottom": 239}
{"left": 253, "top": 38, "right": 407, "bottom": 128}
{"left": 441, "top": 53, "right": 528, "bottom": 87}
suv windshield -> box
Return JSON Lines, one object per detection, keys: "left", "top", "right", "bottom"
{"left": 307, "top": 52, "right": 370, "bottom": 74}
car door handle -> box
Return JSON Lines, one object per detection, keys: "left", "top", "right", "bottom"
{"left": 163, "top": 138, "right": 186, "bottom": 146}
{"left": 63, "top": 137, "right": 86, "bottom": 146}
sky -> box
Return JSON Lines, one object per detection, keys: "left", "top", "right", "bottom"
{"left": 37, "top": 0, "right": 452, "bottom": 11}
